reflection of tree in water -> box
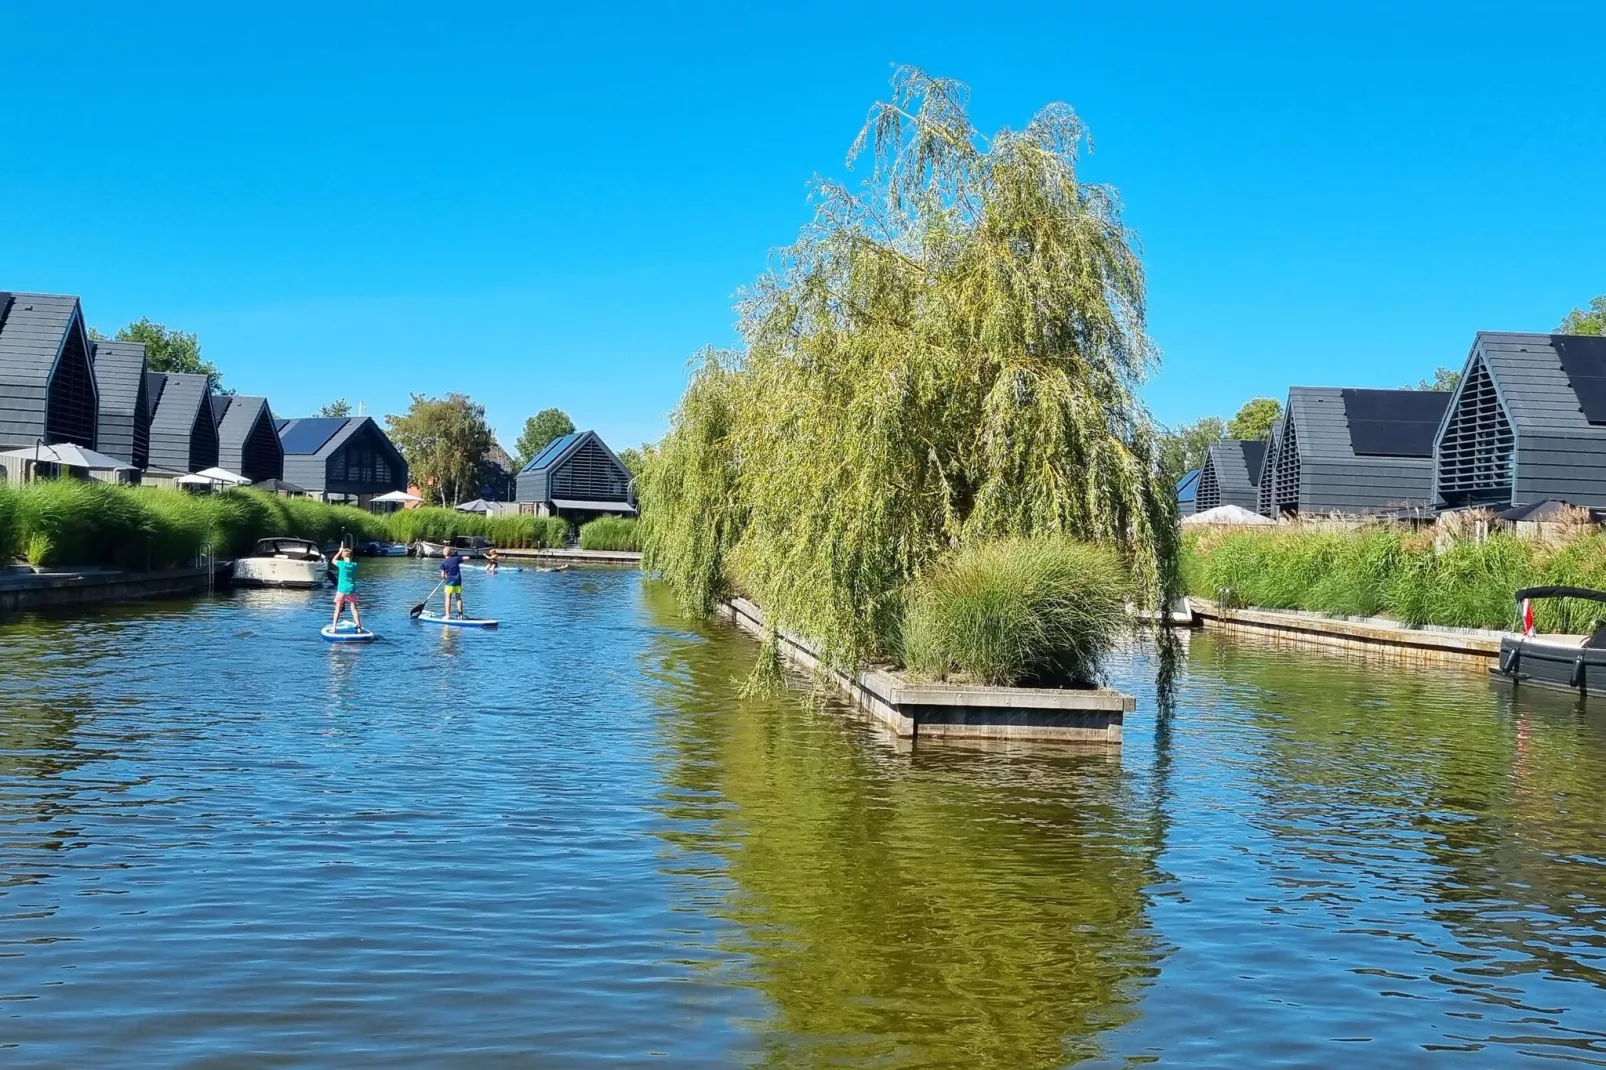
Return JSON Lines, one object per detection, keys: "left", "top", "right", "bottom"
{"left": 638, "top": 584, "right": 1167, "bottom": 1069}
{"left": 1188, "top": 634, "right": 1606, "bottom": 990}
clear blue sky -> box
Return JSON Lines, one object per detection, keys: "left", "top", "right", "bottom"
{"left": 3, "top": 2, "right": 1602, "bottom": 449}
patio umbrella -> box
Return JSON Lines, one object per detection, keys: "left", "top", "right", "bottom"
{"left": 253, "top": 478, "right": 307, "bottom": 495}
{"left": 196, "top": 466, "right": 251, "bottom": 485}
{"left": 0, "top": 443, "right": 137, "bottom": 471}
{"left": 371, "top": 490, "right": 422, "bottom": 504}
{"left": 455, "top": 498, "right": 493, "bottom": 513}
{"left": 173, "top": 473, "right": 214, "bottom": 486}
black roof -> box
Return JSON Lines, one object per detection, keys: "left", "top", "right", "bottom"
{"left": 1239, "top": 441, "right": 1267, "bottom": 487}
{"left": 1341, "top": 388, "right": 1450, "bottom": 457}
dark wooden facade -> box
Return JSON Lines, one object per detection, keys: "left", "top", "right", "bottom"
{"left": 0, "top": 291, "right": 100, "bottom": 450}
{"left": 1269, "top": 387, "right": 1449, "bottom": 516}
{"left": 214, "top": 395, "right": 284, "bottom": 483}
{"left": 92, "top": 340, "right": 151, "bottom": 468}
{"left": 146, "top": 372, "right": 219, "bottom": 473}
{"left": 516, "top": 430, "right": 634, "bottom": 515}
{"left": 277, "top": 416, "right": 408, "bottom": 502}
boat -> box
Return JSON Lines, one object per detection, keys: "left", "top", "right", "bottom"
{"left": 416, "top": 536, "right": 493, "bottom": 559}
{"left": 361, "top": 541, "right": 411, "bottom": 557}
{"left": 1489, "top": 585, "right": 1606, "bottom": 696}
{"left": 413, "top": 612, "right": 499, "bottom": 629}
{"left": 232, "top": 537, "right": 329, "bottom": 589}
{"left": 321, "top": 623, "right": 377, "bottom": 643}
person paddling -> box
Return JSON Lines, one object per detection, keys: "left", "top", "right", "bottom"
{"left": 440, "top": 546, "right": 467, "bottom": 620}
{"left": 330, "top": 543, "right": 363, "bottom": 632}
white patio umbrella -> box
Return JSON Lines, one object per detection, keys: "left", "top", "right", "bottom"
{"left": 0, "top": 443, "right": 137, "bottom": 471}
{"left": 196, "top": 466, "right": 250, "bottom": 485}
{"left": 371, "top": 490, "right": 422, "bottom": 504}
{"left": 173, "top": 473, "right": 214, "bottom": 486}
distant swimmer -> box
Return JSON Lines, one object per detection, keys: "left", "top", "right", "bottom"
{"left": 484, "top": 547, "right": 501, "bottom": 575}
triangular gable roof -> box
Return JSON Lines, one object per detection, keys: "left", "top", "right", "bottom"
{"left": 1204, "top": 440, "right": 1263, "bottom": 497}
{"left": 147, "top": 372, "right": 212, "bottom": 438}
{"left": 216, "top": 395, "right": 271, "bottom": 447}
{"left": 1455, "top": 332, "right": 1606, "bottom": 439}
{"left": 92, "top": 340, "right": 148, "bottom": 418}
{"left": 1285, "top": 386, "right": 1448, "bottom": 462}
{"left": 0, "top": 291, "right": 87, "bottom": 390}
{"left": 521, "top": 431, "right": 583, "bottom": 473}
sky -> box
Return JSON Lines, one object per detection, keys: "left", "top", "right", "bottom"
{"left": 3, "top": 2, "right": 1603, "bottom": 450}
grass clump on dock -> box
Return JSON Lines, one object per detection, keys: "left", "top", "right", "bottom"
{"left": 577, "top": 517, "right": 639, "bottom": 552}
{"left": 901, "top": 538, "right": 1133, "bottom": 687}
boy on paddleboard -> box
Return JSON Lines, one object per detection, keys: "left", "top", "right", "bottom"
{"left": 441, "top": 546, "right": 467, "bottom": 619}
{"left": 330, "top": 543, "right": 363, "bottom": 631}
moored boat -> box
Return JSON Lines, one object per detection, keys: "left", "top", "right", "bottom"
{"left": 416, "top": 536, "right": 492, "bottom": 559}
{"left": 233, "top": 537, "right": 329, "bottom": 589}
{"left": 1489, "top": 585, "right": 1606, "bottom": 697}
{"left": 360, "top": 541, "right": 411, "bottom": 557}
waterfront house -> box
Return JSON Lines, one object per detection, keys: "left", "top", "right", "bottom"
{"left": 515, "top": 430, "right": 635, "bottom": 518}
{"left": 276, "top": 415, "right": 408, "bottom": 505}
{"left": 0, "top": 291, "right": 99, "bottom": 452}
{"left": 146, "top": 372, "right": 219, "bottom": 474}
{"left": 1256, "top": 418, "right": 1283, "bottom": 517}
{"left": 1196, "top": 439, "right": 1266, "bottom": 513}
{"left": 1434, "top": 332, "right": 1606, "bottom": 510}
{"left": 1267, "top": 387, "right": 1450, "bottom": 516}
{"left": 92, "top": 340, "right": 152, "bottom": 469}
{"left": 213, "top": 395, "right": 283, "bottom": 483}
{"left": 1175, "top": 468, "right": 1200, "bottom": 517}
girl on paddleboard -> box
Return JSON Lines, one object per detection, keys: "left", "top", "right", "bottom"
{"left": 330, "top": 543, "right": 363, "bottom": 632}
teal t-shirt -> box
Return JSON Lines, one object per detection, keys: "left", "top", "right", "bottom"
{"left": 334, "top": 559, "right": 358, "bottom": 594}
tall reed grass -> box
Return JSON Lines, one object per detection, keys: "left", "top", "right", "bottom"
{"left": 384, "top": 508, "right": 569, "bottom": 549}
{"left": 900, "top": 537, "right": 1133, "bottom": 687}
{"left": 577, "top": 517, "right": 639, "bottom": 551}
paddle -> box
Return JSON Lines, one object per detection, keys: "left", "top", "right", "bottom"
{"left": 410, "top": 578, "right": 445, "bottom": 619}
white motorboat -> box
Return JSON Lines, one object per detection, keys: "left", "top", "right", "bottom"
{"left": 233, "top": 537, "right": 329, "bottom": 589}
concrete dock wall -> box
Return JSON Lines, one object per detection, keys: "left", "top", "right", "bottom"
{"left": 0, "top": 566, "right": 228, "bottom": 616}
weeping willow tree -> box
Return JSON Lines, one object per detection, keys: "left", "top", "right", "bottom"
{"left": 643, "top": 67, "right": 1177, "bottom": 667}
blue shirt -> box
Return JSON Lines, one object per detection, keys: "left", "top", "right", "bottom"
{"left": 334, "top": 559, "right": 358, "bottom": 594}
{"left": 441, "top": 555, "right": 462, "bottom": 584}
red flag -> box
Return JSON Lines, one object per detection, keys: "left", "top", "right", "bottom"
{"left": 1522, "top": 599, "right": 1535, "bottom": 636}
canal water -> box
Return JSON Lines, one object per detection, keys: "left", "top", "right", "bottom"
{"left": 0, "top": 560, "right": 1602, "bottom": 1066}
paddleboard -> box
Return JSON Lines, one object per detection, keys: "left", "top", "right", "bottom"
{"left": 321, "top": 624, "right": 377, "bottom": 643}
{"left": 414, "top": 612, "right": 499, "bottom": 629}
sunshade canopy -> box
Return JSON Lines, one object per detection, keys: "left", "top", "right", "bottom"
{"left": 0, "top": 443, "right": 137, "bottom": 470}
{"left": 196, "top": 466, "right": 250, "bottom": 485}
{"left": 371, "top": 489, "right": 422, "bottom": 503}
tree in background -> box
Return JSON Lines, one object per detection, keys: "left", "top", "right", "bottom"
{"left": 385, "top": 393, "right": 493, "bottom": 505}
{"left": 1408, "top": 367, "right": 1462, "bottom": 391}
{"left": 1559, "top": 295, "right": 1606, "bottom": 336}
{"left": 92, "top": 318, "right": 224, "bottom": 391}
{"left": 514, "top": 408, "right": 575, "bottom": 467}
{"left": 617, "top": 445, "right": 649, "bottom": 475}
{"left": 317, "top": 399, "right": 353, "bottom": 418}
{"left": 1226, "top": 397, "right": 1282, "bottom": 440}
{"left": 1158, "top": 416, "right": 1226, "bottom": 481}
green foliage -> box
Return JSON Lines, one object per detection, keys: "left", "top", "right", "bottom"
{"left": 384, "top": 393, "right": 493, "bottom": 505}
{"left": 616, "top": 446, "right": 647, "bottom": 475}
{"left": 23, "top": 532, "right": 52, "bottom": 568}
{"left": 902, "top": 538, "right": 1133, "bottom": 687}
{"left": 578, "top": 516, "right": 640, "bottom": 551}
{"left": 645, "top": 69, "right": 1177, "bottom": 675}
{"left": 1409, "top": 367, "right": 1462, "bottom": 392}
{"left": 318, "top": 399, "right": 353, "bottom": 417}
{"left": 385, "top": 507, "right": 569, "bottom": 549}
{"left": 103, "top": 318, "right": 224, "bottom": 390}
{"left": 1226, "top": 398, "right": 1282, "bottom": 441}
{"left": 1159, "top": 416, "right": 1225, "bottom": 481}
{"left": 514, "top": 408, "right": 575, "bottom": 468}
{"left": 1558, "top": 295, "right": 1606, "bottom": 336}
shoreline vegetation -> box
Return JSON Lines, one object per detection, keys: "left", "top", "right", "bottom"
{"left": 0, "top": 482, "right": 608, "bottom": 572}
{"left": 638, "top": 69, "right": 1177, "bottom": 690}
{"left": 1184, "top": 521, "right": 1606, "bottom": 634}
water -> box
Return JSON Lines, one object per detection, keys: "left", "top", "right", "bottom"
{"left": 0, "top": 561, "right": 1603, "bottom": 1066}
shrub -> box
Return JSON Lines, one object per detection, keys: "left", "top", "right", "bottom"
{"left": 24, "top": 532, "right": 52, "bottom": 567}
{"left": 900, "top": 537, "right": 1133, "bottom": 687}
{"left": 578, "top": 516, "right": 639, "bottom": 551}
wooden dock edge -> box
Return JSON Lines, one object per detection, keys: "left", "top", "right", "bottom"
{"left": 1190, "top": 598, "right": 1504, "bottom": 670}
{"left": 717, "top": 597, "right": 1132, "bottom": 744}
{"left": 496, "top": 547, "right": 643, "bottom": 566}
{"left": 0, "top": 564, "right": 230, "bottom": 616}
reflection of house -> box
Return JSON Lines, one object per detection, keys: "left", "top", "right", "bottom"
{"left": 146, "top": 371, "right": 219, "bottom": 474}
{"left": 1434, "top": 332, "right": 1606, "bottom": 510}
{"left": 1196, "top": 440, "right": 1265, "bottom": 512}
{"left": 1175, "top": 468, "right": 1200, "bottom": 517}
{"left": 213, "top": 395, "right": 283, "bottom": 483}
{"left": 0, "top": 291, "right": 100, "bottom": 451}
{"left": 276, "top": 416, "right": 408, "bottom": 504}
{"left": 516, "top": 430, "right": 635, "bottom": 518}
{"left": 92, "top": 340, "right": 152, "bottom": 469}
{"left": 1267, "top": 387, "right": 1450, "bottom": 516}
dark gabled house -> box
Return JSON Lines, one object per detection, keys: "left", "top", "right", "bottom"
{"left": 1435, "top": 332, "right": 1606, "bottom": 510}
{"left": 92, "top": 340, "right": 151, "bottom": 468}
{"left": 1268, "top": 386, "right": 1451, "bottom": 516}
{"left": 1256, "top": 418, "right": 1283, "bottom": 517}
{"left": 1196, "top": 439, "right": 1266, "bottom": 512}
{"left": 516, "top": 430, "right": 634, "bottom": 517}
{"left": 145, "top": 371, "right": 219, "bottom": 474}
{"left": 276, "top": 416, "right": 407, "bottom": 504}
{"left": 0, "top": 291, "right": 99, "bottom": 451}
{"left": 1175, "top": 468, "right": 1201, "bottom": 517}
{"left": 213, "top": 395, "right": 283, "bottom": 483}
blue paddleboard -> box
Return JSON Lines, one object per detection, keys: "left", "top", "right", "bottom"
{"left": 322, "top": 624, "right": 377, "bottom": 643}
{"left": 414, "top": 612, "right": 499, "bottom": 629}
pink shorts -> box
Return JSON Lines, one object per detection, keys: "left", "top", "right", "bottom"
{"left": 334, "top": 592, "right": 359, "bottom": 608}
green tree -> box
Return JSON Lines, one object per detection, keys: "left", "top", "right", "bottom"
{"left": 617, "top": 445, "right": 648, "bottom": 475}
{"left": 641, "top": 68, "right": 1177, "bottom": 666}
{"left": 1408, "top": 367, "right": 1462, "bottom": 392}
{"left": 1559, "top": 295, "right": 1606, "bottom": 336}
{"left": 97, "top": 318, "right": 224, "bottom": 390}
{"left": 514, "top": 408, "right": 575, "bottom": 467}
{"left": 385, "top": 393, "right": 493, "bottom": 505}
{"left": 1226, "top": 397, "right": 1282, "bottom": 440}
{"left": 1159, "top": 416, "right": 1226, "bottom": 481}
{"left": 317, "top": 399, "right": 352, "bottom": 418}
